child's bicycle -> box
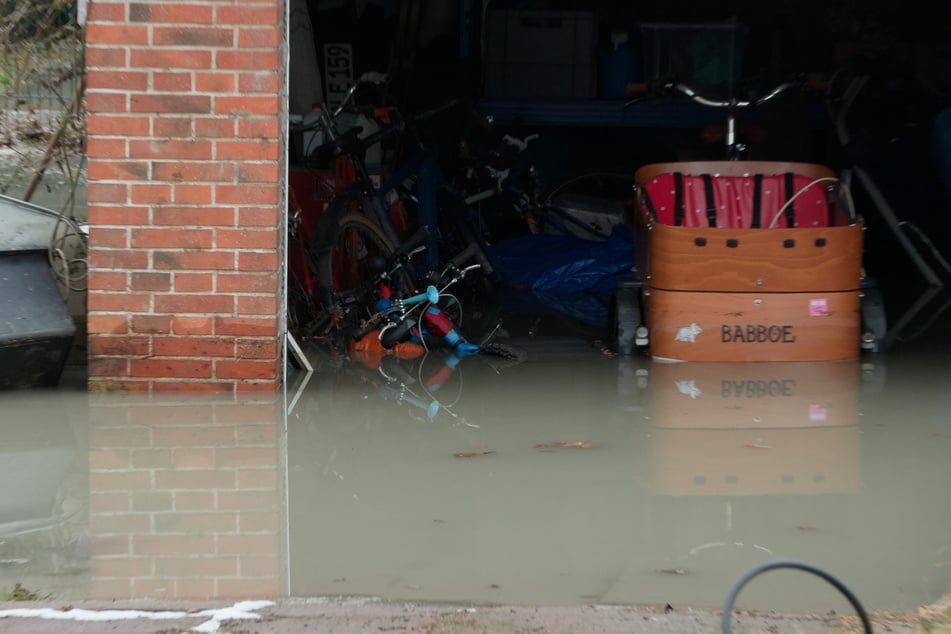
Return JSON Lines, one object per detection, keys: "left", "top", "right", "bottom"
{"left": 349, "top": 241, "right": 525, "bottom": 362}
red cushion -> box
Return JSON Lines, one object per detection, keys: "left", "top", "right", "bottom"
{"left": 641, "top": 173, "right": 832, "bottom": 228}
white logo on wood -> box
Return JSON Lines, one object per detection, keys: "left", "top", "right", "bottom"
{"left": 674, "top": 323, "right": 702, "bottom": 343}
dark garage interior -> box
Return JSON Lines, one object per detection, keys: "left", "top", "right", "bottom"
{"left": 286, "top": 0, "right": 951, "bottom": 348}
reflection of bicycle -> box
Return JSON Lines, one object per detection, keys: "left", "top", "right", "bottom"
{"left": 371, "top": 353, "right": 477, "bottom": 424}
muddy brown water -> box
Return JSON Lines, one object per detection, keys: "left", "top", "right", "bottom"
{"left": 1, "top": 299, "right": 949, "bottom": 620}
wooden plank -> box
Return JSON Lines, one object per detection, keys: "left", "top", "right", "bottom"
{"left": 646, "top": 289, "right": 861, "bottom": 362}
{"left": 645, "top": 222, "right": 863, "bottom": 292}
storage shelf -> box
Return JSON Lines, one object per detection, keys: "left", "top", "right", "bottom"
{"left": 478, "top": 97, "right": 830, "bottom": 130}
{"left": 478, "top": 98, "right": 731, "bottom": 129}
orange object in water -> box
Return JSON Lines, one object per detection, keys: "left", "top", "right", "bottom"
{"left": 350, "top": 329, "right": 425, "bottom": 369}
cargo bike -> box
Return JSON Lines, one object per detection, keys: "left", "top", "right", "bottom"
{"left": 611, "top": 81, "right": 884, "bottom": 362}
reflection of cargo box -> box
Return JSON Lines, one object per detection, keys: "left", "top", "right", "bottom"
{"left": 650, "top": 425, "right": 861, "bottom": 496}
{"left": 647, "top": 360, "right": 862, "bottom": 495}
{"left": 648, "top": 361, "right": 859, "bottom": 429}
{"left": 484, "top": 10, "right": 597, "bottom": 99}
{"left": 640, "top": 22, "right": 746, "bottom": 96}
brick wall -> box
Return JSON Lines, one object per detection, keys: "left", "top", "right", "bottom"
{"left": 87, "top": 394, "right": 283, "bottom": 600}
{"left": 84, "top": 0, "right": 287, "bottom": 392}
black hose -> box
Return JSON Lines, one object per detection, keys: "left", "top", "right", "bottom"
{"left": 721, "top": 560, "right": 873, "bottom": 634}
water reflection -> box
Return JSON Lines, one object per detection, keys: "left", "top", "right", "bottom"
{"left": 0, "top": 388, "right": 285, "bottom": 601}
{"left": 0, "top": 391, "right": 87, "bottom": 599}
{"left": 0, "top": 340, "right": 949, "bottom": 617}
{"left": 287, "top": 345, "right": 950, "bottom": 614}
{"left": 647, "top": 361, "right": 862, "bottom": 496}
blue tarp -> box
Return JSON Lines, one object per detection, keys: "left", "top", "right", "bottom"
{"left": 487, "top": 224, "right": 634, "bottom": 327}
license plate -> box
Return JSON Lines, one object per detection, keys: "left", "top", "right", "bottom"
{"left": 323, "top": 43, "right": 353, "bottom": 108}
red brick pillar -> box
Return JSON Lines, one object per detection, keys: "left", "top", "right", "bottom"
{"left": 84, "top": 0, "right": 287, "bottom": 392}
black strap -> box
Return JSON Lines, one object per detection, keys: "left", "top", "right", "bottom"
{"left": 751, "top": 174, "right": 763, "bottom": 228}
{"left": 641, "top": 188, "right": 659, "bottom": 222}
{"left": 673, "top": 172, "right": 684, "bottom": 226}
{"left": 784, "top": 172, "right": 796, "bottom": 227}
{"left": 702, "top": 174, "right": 717, "bottom": 227}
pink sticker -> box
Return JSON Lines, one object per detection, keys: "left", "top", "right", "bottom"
{"left": 809, "top": 298, "right": 828, "bottom": 316}
{"left": 809, "top": 404, "right": 828, "bottom": 422}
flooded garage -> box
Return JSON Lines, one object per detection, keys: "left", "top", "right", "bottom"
{"left": 1, "top": 305, "right": 949, "bottom": 621}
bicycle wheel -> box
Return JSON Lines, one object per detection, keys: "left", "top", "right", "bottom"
{"left": 311, "top": 195, "right": 415, "bottom": 336}
{"left": 287, "top": 263, "right": 319, "bottom": 337}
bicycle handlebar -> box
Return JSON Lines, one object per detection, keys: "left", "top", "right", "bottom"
{"left": 331, "top": 71, "right": 389, "bottom": 118}
{"left": 399, "top": 285, "right": 440, "bottom": 307}
{"left": 392, "top": 226, "right": 429, "bottom": 259}
{"left": 664, "top": 80, "right": 800, "bottom": 109}
{"left": 312, "top": 97, "right": 480, "bottom": 164}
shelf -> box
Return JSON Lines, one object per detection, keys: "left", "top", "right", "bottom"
{"left": 478, "top": 97, "right": 830, "bottom": 130}
{"left": 477, "top": 98, "right": 729, "bottom": 129}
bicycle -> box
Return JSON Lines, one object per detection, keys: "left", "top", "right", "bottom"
{"left": 630, "top": 78, "right": 808, "bottom": 160}
{"left": 445, "top": 123, "right": 637, "bottom": 244}
{"left": 611, "top": 77, "right": 882, "bottom": 361}
{"left": 296, "top": 73, "right": 505, "bottom": 338}
{"left": 348, "top": 240, "right": 525, "bottom": 361}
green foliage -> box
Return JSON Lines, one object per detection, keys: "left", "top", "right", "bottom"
{"left": 0, "top": 0, "right": 76, "bottom": 42}
{"left": 0, "top": 0, "right": 82, "bottom": 108}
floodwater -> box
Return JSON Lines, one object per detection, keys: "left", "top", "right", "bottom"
{"left": 1, "top": 290, "right": 950, "bottom": 619}
{"left": 2, "top": 151, "right": 950, "bottom": 618}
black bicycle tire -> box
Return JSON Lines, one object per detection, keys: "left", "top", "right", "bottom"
{"left": 312, "top": 197, "right": 406, "bottom": 334}
{"left": 609, "top": 281, "right": 645, "bottom": 356}
{"left": 287, "top": 264, "right": 319, "bottom": 337}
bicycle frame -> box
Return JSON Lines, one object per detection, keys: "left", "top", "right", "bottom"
{"left": 309, "top": 81, "right": 496, "bottom": 280}
{"left": 373, "top": 148, "right": 444, "bottom": 273}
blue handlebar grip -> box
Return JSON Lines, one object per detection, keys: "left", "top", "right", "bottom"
{"left": 402, "top": 285, "right": 440, "bottom": 305}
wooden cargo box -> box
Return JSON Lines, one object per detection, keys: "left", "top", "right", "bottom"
{"left": 633, "top": 161, "right": 864, "bottom": 362}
